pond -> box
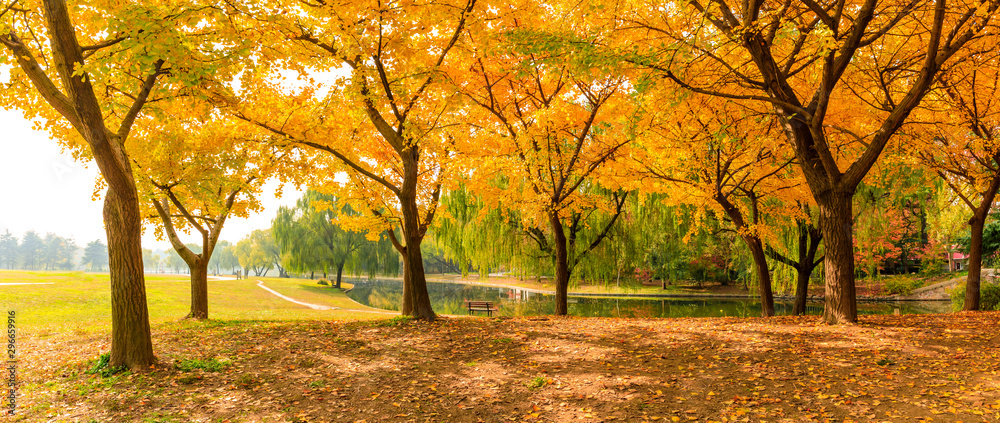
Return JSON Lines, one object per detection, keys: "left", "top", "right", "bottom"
{"left": 345, "top": 278, "right": 953, "bottom": 318}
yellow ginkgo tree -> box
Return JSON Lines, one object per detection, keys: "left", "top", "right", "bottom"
{"left": 224, "top": 0, "right": 480, "bottom": 320}
{"left": 617, "top": 0, "right": 1000, "bottom": 323}
{"left": 0, "top": 0, "right": 245, "bottom": 368}
{"left": 915, "top": 51, "right": 1000, "bottom": 310}
{"left": 635, "top": 95, "right": 805, "bottom": 317}
{"left": 133, "top": 101, "right": 294, "bottom": 320}
{"left": 454, "top": 10, "right": 641, "bottom": 315}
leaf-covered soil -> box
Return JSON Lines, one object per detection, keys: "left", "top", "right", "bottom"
{"left": 12, "top": 312, "right": 1000, "bottom": 422}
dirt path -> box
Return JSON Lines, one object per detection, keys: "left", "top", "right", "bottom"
{"left": 255, "top": 280, "right": 396, "bottom": 314}
{"left": 256, "top": 280, "right": 338, "bottom": 310}
{"left": 897, "top": 272, "right": 988, "bottom": 300}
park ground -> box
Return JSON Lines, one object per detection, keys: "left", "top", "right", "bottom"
{"left": 2, "top": 270, "right": 998, "bottom": 422}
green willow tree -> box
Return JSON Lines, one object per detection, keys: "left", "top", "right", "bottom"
{"left": 273, "top": 190, "right": 398, "bottom": 287}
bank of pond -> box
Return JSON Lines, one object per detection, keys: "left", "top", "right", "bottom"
{"left": 344, "top": 278, "right": 951, "bottom": 318}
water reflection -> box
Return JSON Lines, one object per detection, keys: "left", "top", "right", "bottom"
{"left": 345, "top": 278, "right": 952, "bottom": 318}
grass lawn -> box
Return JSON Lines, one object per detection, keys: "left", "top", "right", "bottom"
{"left": 2, "top": 269, "right": 999, "bottom": 422}
{"left": 0, "top": 270, "right": 387, "bottom": 336}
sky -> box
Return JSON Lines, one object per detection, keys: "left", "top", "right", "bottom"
{"left": 0, "top": 108, "right": 302, "bottom": 250}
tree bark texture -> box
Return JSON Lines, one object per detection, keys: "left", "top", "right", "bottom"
{"left": 38, "top": 0, "right": 156, "bottom": 369}
{"left": 745, "top": 237, "right": 775, "bottom": 317}
{"left": 104, "top": 187, "right": 156, "bottom": 369}
{"left": 793, "top": 224, "right": 823, "bottom": 315}
{"left": 716, "top": 194, "right": 774, "bottom": 317}
{"left": 961, "top": 169, "right": 1000, "bottom": 311}
{"left": 965, "top": 215, "right": 986, "bottom": 311}
{"left": 188, "top": 260, "right": 209, "bottom": 319}
{"left": 402, "top": 235, "right": 435, "bottom": 319}
{"left": 551, "top": 212, "right": 571, "bottom": 316}
{"left": 818, "top": 191, "right": 857, "bottom": 324}
{"left": 394, "top": 151, "right": 437, "bottom": 320}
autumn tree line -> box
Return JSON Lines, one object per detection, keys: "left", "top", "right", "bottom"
{"left": 4, "top": 0, "right": 1000, "bottom": 369}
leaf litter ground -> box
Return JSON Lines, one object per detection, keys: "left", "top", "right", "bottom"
{"left": 12, "top": 312, "right": 1000, "bottom": 422}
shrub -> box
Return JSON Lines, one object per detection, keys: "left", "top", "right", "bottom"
{"left": 634, "top": 268, "right": 654, "bottom": 285}
{"left": 949, "top": 282, "right": 1000, "bottom": 311}
{"left": 317, "top": 279, "right": 329, "bottom": 286}
{"left": 881, "top": 277, "right": 922, "bottom": 296}
{"left": 916, "top": 241, "right": 947, "bottom": 277}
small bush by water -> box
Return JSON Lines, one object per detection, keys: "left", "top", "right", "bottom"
{"left": 950, "top": 282, "right": 1000, "bottom": 311}
{"left": 881, "top": 276, "right": 924, "bottom": 296}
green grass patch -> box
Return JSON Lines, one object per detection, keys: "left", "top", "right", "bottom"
{"left": 85, "top": 353, "right": 128, "bottom": 378}
{"left": 174, "top": 357, "right": 231, "bottom": 372}
{"left": 527, "top": 376, "right": 548, "bottom": 389}
{"left": 0, "top": 270, "right": 386, "bottom": 337}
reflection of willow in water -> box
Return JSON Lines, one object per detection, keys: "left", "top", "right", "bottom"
{"left": 367, "top": 289, "right": 401, "bottom": 311}
{"left": 345, "top": 278, "right": 952, "bottom": 317}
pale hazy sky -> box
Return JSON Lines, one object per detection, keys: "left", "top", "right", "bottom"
{"left": 0, "top": 108, "right": 302, "bottom": 250}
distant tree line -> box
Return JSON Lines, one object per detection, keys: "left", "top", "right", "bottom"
{"left": 0, "top": 229, "right": 109, "bottom": 271}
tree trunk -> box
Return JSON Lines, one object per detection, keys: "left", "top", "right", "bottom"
{"left": 818, "top": 190, "right": 857, "bottom": 324}
{"left": 335, "top": 262, "right": 344, "bottom": 289}
{"left": 965, "top": 215, "right": 986, "bottom": 311}
{"left": 551, "top": 212, "right": 571, "bottom": 316}
{"left": 391, "top": 145, "right": 437, "bottom": 320}
{"left": 794, "top": 222, "right": 823, "bottom": 316}
{"left": 745, "top": 237, "right": 775, "bottom": 317}
{"left": 29, "top": 0, "right": 159, "bottom": 371}
{"left": 187, "top": 259, "right": 208, "bottom": 319}
{"left": 791, "top": 265, "right": 810, "bottom": 315}
{"left": 401, "top": 235, "right": 435, "bottom": 319}
{"left": 104, "top": 187, "right": 156, "bottom": 370}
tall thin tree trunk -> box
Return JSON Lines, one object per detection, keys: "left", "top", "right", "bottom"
{"left": 104, "top": 187, "right": 156, "bottom": 369}
{"left": 965, "top": 215, "right": 986, "bottom": 311}
{"left": 794, "top": 223, "right": 822, "bottom": 316}
{"left": 392, "top": 147, "right": 437, "bottom": 320}
{"left": 793, "top": 265, "right": 811, "bottom": 315}
{"left": 551, "top": 212, "right": 571, "bottom": 316}
{"left": 335, "top": 262, "right": 344, "bottom": 289}
{"left": 819, "top": 191, "right": 857, "bottom": 324}
{"left": 745, "top": 238, "right": 775, "bottom": 317}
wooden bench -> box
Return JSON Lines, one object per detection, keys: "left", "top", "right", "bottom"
{"left": 464, "top": 300, "right": 498, "bottom": 317}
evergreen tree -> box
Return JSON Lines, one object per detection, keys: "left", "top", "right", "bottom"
{"left": 19, "top": 230, "right": 44, "bottom": 270}
{"left": 0, "top": 230, "right": 18, "bottom": 269}
{"left": 81, "top": 240, "right": 109, "bottom": 272}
